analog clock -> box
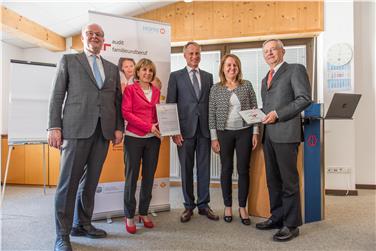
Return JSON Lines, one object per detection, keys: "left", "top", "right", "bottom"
{"left": 327, "top": 43, "right": 353, "bottom": 66}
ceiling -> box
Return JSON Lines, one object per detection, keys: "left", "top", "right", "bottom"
{"left": 1, "top": 1, "right": 177, "bottom": 49}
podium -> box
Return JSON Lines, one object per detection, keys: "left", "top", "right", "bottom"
{"left": 303, "top": 93, "right": 361, "bottom": 223}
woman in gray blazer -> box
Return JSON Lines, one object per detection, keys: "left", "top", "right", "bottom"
{"left": 209, "top": 54, "right": 259, "bottom": 225}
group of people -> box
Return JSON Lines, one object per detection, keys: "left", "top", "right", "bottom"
{"left": 48, "top": 23, "right": 311, "bottom": 251}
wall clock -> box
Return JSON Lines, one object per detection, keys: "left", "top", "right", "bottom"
{"left": 327, "top": 43, "right": 353, "bottom": 66}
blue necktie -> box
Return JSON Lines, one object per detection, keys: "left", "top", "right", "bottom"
{"left": 191, "top": 69, "right": 200, "bottom": 99}
{"left": 92, "top": 55, "right": 103, "bottom": 89}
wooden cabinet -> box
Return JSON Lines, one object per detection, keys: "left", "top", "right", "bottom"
{"left": 1, "top": 136, "right": 170, "bottom": 186}
{"left": 1, "top": 139, "right": 25, "bottom": 184}
{"left": 1, "top": 139, "right": 49, "bottom": 185}
{"left": 24, "top": 144, "right": 48, "bottom": 185}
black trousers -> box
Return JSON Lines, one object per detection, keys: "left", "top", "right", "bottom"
{"left": 217, "top": 127, "right": 253, "bottom": 208}
{"left": 123, "top": 135, "right": 161, "bottom": 218}
{"left": 263, "top": 129, "right": 302, "bottom": 227}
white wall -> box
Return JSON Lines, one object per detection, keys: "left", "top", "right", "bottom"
{"left": 23, "top": 47, "right": 65, "bottom": 65}
{"left": 354, "top": 1, "right": 376, "bottom": 185}
{"left": 317, "top": 0, "right": 376, "bottom": 189}
{"left": 1, "top": 42, "right": 25, "bottom": 134}
{"left": 0, "top": 44, "right": 67, "bottom": 134}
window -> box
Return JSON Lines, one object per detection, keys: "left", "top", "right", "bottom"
{"left": 231, "top": 45, "right": 307, "bottom": 107}
{"left": 171, "top": 50, "right": 221, "bottom": 83}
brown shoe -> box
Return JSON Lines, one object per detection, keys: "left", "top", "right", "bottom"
{"left": 198, "top": 207, "right": 219, "bottom": 221}
{"left": 180, "top": 209, "right": 193, "bottom": 223}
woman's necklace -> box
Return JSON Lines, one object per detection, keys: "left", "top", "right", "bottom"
{"left": 142, "top": 84, "right": 151, "bottom": 94}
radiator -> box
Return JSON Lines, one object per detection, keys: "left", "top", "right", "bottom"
{"left": 169, "top": 138, "right": 238, "bottom": 181}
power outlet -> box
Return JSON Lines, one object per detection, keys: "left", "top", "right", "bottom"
{"left": 327, "top": 167, "right": 351, "bottom": 174}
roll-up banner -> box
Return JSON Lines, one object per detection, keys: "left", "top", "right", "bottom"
{"left": 89, "top": 11, "right": 171, "bottom": 220}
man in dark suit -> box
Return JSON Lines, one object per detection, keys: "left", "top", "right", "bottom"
{"left": 48, "top": 23, "right": 124, "bottom": 251}
{"left": 167, "top": 41, "right": 219, "bottom": 223}
{"left": 256, "top": 39, "right": 312, "bottom": 241}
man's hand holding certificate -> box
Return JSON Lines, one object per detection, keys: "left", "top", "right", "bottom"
{"left": 238, "top": 109, "right": 266, "bottom": 124}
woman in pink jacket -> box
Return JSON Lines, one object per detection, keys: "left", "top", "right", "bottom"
{"left": 121, "top": 58, "right": 161, "bottom": 234}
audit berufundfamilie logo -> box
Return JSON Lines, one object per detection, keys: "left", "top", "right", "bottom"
{"left": 103, "top": 39, "right": 148, "bottom": 56}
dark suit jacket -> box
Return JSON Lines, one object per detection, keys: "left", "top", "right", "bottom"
{"left": 261, "top": 62, "right": 312, "bottom": 143}
{"left": 48, "top": 52, "right": 124, "bottom": 140}
{"left": 166, "top": 67, "right": 213, "bottom": 138}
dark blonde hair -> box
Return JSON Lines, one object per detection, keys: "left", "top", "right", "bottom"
{"left": 134, "top": 58, "right": 156, "bottom": 82}
{"left": 219, "top": 54, "right": 243, "bottom": 85}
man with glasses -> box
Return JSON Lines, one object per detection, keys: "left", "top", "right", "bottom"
{"left": 48, "top": 23, "right": 123, "bottom": 251}
{"left": 256, "top": 39, "right": 312, "bottom": 241}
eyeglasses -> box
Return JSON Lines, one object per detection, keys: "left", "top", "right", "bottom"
{"left": 85, "top": 31, "right": 104, "bottom": 38}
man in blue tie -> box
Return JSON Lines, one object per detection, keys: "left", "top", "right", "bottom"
{"left": 48, "top": 23, "right": 124, "bottom": 251}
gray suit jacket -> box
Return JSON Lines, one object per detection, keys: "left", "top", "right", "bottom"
{"left": 48, "top": 53, "right": 124, "bottom": 140}
{"left": 166, "top": 67, "right": 213, "bottom": 138}
{"left": 261, "top": 62, "right": 312, "bottom": 143}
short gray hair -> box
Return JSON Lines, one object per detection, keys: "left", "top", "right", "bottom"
{"left": 262, "top": 39, "right": 284, "bottom": 49}
{"left": 81, "top": 23, "right": 104, "bottom": 37}
{"left": 183, "top": 41, "right": 201, "bottom": 53}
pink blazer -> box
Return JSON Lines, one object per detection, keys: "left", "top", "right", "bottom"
{"left": 122, "top": 81, "right": 160, "bottom": 136}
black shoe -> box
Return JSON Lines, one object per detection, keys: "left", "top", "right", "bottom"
{"left": 273, "top": 226, "right": 299, "bottom": 242}
{"left": 180, "top": 208, "right": 194, "bottom": 223}
{"left": 54, "top": 235, "right": 72, "bottom": 251}
{"left": 223, "top": 208, "right": 232, "bottom": 223}
{"left": 238, "top": 208, "right": 251, "bottom": 225}
{"left": 71, "top": 224, "right": 107, "bottom": 239}
{"left": 198, "top": 207, "right": 219, "bottom": 221}
{"left": 255, "top": 219, "right": 283, "bottom": 230}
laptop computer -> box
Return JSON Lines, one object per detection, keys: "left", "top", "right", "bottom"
{"left": 325, "top": 93, "right": 361, "bottom": 119}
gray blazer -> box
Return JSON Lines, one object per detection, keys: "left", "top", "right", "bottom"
{"left": 209, "top": 80, "right": 257, "bottom": 130}
{"left": 166, "top": 67, "right": 213, "bottom": 138}
{"left": 48, "top": 53, "right": 124, "bottom": 140}
{"left": 261, "top": 62, "right": 312, "bottom": 143}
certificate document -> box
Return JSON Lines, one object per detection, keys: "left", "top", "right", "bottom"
{"left": 156, "top": 103, "right": 181, "bottom": 136}
{"left": 238, "top": 109, "right": 266, "bottom": 124}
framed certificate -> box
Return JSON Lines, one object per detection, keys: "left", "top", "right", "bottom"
{"left": 238, "top": 109, "right": 266, "bottom": 124}
{"left": 156, "top": 103, "right": 181, "bottom": 136}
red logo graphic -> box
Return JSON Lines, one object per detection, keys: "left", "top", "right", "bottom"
{"left": 160, "top": 28, "right": 165, "bottom": 34}
{"left": 103, "top": 43, "right": 111, "bottom": 51}
{"left": 307, "top": 135, "right": 318, "bottom": 147}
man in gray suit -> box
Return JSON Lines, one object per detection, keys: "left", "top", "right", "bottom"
{"left": 255, "top": 39, "right": 312, "bottom": 241}
{"left": 48, "top": 23, "right": 123, "bottom": 251}
{"left": 167, "top": 42, "right": 219, "bottom": 223}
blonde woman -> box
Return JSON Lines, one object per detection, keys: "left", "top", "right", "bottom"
{"left": 209, "top": 54, "right": 259, "bottom": 225}
{"left": 122, "top": 58, "right": 161, "bottom": 234}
